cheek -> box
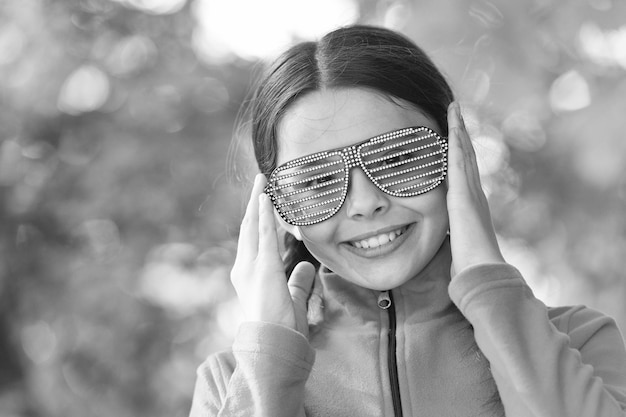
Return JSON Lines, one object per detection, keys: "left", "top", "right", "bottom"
{"left": 408, "top": 188, "right": 449, "bottom": 229}
{"left": 299, "top": 222, "right": 337, "bottom": 249}
{"left": 428, "top": 193, "right": 448, "bottom": 218}
{"left": 429, "top": 197, "right": 449, "bottom": 233}
{"left": 298, "top": 222, "right": 343, "bottom": 264}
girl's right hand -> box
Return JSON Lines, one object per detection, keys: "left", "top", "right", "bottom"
{"left": 230, "top": 174, "right": 316, "bottom": 337}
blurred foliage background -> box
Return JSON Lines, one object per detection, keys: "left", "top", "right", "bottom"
{"left": 0, "top": 0, "right": 625, "bottom": 416}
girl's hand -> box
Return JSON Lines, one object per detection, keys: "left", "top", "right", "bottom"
{"left": 230, "top": 174, "right": 316, "bottom": 336}
{"left": 446, "top": 102, "right": 505, "bottom": 276}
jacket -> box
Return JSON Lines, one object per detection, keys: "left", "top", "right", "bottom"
{"left": 189, "top": 248, "right": 626, "bottom": 416}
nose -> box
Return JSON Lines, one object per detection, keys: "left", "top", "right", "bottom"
{"left": 344, "top": 168, "right": 390, "bottom": 219}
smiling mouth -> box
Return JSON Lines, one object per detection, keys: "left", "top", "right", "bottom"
{"left": 350, "top": 225, "right": 411, "bottom": 249}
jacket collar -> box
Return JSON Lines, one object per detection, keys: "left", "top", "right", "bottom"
{"left": 310, "top": 237, "right": 455, "bottom": 326}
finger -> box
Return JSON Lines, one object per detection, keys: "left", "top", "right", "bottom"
{"left": 446, "top": 103, "right": 481, "bottom": 189}
{"left": 447, "top": 101, "right": 463, "bottom": 131}
{"left": 446, "top": 104, "right": 467, "bottom": 187}
{"left": 236, "top": 174, "right": 266, "bottom": 258}
{"left": 257, "top": 192, "right": 280, "bottom": 257}
{"left": 454, "top": 106, "right": 482, "bottom": 183}
{"left": 455, "top": 104, "right": 483, "bottom": 183}
{"left": 287, "top": 261, "right": 316, "bottom": 307}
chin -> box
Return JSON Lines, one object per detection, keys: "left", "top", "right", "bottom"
{"left": 342, "top": 264, "right": 418, "bottom": 291}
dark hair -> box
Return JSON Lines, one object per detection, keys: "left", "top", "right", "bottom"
{"left": 247, "top": 25, "right": 455, "bottom": 276}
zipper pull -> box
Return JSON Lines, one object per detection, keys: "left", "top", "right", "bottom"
{"left": 378, "top": 290, "right": 392, "bottom": 309}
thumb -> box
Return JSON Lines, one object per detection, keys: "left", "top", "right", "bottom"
{"left": 288, "top": 261, "right": 316, "bottom": 307}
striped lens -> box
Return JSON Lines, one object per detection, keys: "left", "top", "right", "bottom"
{"left": 265, "top": 126, "right": 447, "bottom": 226}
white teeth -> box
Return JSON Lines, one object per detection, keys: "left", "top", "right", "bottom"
{"left": 351, "top": 227, "right": 405, "bottom": 249}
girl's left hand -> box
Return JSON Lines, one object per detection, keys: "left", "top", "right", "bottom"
{"left": 446, "top": 102, "right": 505, "bottom": 276}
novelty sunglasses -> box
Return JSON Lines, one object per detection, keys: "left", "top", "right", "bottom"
{"left": 264, "top": 126, "right": 448, "bottom": 226}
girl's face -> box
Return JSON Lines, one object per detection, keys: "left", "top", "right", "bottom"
{"left": 276, "top": 88, "right": 449, "bottom": 291}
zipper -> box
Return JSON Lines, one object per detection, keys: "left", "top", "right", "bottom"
{"left": 378, "top": 290, "right": 403, "bottom": 417}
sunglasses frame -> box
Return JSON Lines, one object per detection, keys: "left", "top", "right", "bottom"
{"left": 264, "top": 126, "right": 448, "bottom": 226}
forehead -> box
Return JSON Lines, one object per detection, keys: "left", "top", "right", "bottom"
{"left": 276, "top": 88, "right": 439, "bottom": 166}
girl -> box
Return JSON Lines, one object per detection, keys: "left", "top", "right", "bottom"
{"left": 189, "top": 25, "right": 626, "bottom": 416}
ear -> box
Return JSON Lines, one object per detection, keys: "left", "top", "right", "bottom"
{"left": 274, "top": 211, "right": 303, "bottom": 241}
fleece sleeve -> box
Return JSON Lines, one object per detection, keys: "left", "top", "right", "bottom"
{"left": 189, "top": 321, "right": 315, "bottom": 417}
{"left": 449, "top": 263, "right": 626, "bottom": 417}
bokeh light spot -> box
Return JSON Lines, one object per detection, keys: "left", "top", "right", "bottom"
{"left": 191, "top": 0, "right": 359, "bottom": 62}
{"left": 383, "top": 1, "right": 413, "bottom": 30}
{"left": 21, "top": 321, "right": 57, "bottom": 364}
{"left": 0, "top": 23, "right": 25, "bottom": 66}
{"left": 499, "top": 237, "right": 562, "bottom": 306}
{"left": 473, "top": 126, "right": 509, "bottom": 177}
{"left": 106, "top": 35, "right": 157, "bottom": 76}
{"left": 138, "top": 243, "right": 232, "bottom": 316}
{"left": 502, "top": 110, "right": 547, "bottom": 152}
{"left": 579, "top": 22, "right": 626, "bottom": 69}
{"left": 57, "top": 65, "right": 110, "bottom": 115}
{"left": 549, "top": 70, "right": 591, "bottom": 112}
